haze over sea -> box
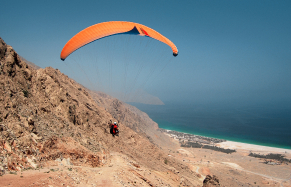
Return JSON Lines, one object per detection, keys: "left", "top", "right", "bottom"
{"left": 129, "top": 102, "right": 291, "bottom": 149}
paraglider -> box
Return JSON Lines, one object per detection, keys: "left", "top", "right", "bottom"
{"left": 60, "top": 21, "right": 178, "bottom": 112}
{"left": 60, "top": 21, "right": 178, "bottom": 60}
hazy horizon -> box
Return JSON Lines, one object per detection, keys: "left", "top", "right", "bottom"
{"left": 1, "top": 0, "right": 290, "bottom": 108}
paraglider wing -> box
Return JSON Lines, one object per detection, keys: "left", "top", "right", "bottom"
{"left": 60, "top": 21, "right": 178, "bottom": 60}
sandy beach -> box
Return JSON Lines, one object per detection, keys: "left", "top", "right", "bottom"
{"left": 216, "top": 140, "right": 291, "bottom": 154}
{"left": 159, "top": 128, "right": 291, "bottom": 156}
{"left": 160, "top": 128, "right": 291, "bottom": 186}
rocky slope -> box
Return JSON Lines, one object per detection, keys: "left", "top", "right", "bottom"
{"left": 0, "top": 38, "right": 207, "bottom": 186}
{"left": 89, "top": 90, "right": 177, "bottom": 150}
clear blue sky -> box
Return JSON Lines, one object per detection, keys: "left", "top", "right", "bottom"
{"left": 1, "top": 0, "right": 291, "bottom": 106}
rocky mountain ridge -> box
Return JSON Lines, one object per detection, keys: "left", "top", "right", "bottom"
{"left": 0, "top": 38, "right": 214, "bottom": 186}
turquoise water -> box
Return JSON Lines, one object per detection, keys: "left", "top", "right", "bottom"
{"left": 129, "top": 102, "right": 291, "bottom": 149}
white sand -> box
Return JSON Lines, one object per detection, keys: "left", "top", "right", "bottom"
{"left": 163, "top": 130, "right": 291, "bottom": 155}
{"left": 216, "top": 140, "right": 291, "bottom": 154}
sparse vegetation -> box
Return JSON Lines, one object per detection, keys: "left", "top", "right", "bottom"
{"left": 181, "top": 142, "right": 236, "bottom": 154}
{"left": 23, "top": 90, "right": 29, "bottom": 97}
{"left": 248, "top": 153, "right": 291, "bottom": 163}
{"left": 22, "top": 167, "right": 33, "bottom": 171}
{"left": 164, "top": 159, "right": 168, "bottom": 164}
{"left": 8, "top": 69, "right": 13, "bottom": 76}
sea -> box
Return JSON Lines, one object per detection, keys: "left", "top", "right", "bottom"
{"left": 128, "top": 102, "right": 291, "bottom": 149}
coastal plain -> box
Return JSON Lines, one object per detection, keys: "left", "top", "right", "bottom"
{"left": 163, "top": 130, "right": 291, "bottom": 187}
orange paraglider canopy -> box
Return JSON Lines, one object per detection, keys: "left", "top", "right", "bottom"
{"left": 60, "top": 21, "right": 178, "bottom": 60}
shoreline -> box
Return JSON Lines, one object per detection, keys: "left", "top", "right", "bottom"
{"left": 216, "top": 140, "right": 291, "bottom": 154}
{"left": 159, "top": 128, "right": 291, "bottom": 154}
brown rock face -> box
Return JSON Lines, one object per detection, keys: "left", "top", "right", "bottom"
{"left": 0, "top": 37, "right": 200, "bottom": 186}
{"left": 203, "top": 175, "right": 220, "bottom": 187}
{"left": 0, "top": 37, "right": 123, "bottom": 171}
{"left": 90, "top": 91, "right": 177, "bottom": 149}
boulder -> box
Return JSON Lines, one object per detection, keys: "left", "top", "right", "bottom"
{"left": 203, "top": 175, "right": 220, "bottom": 187}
